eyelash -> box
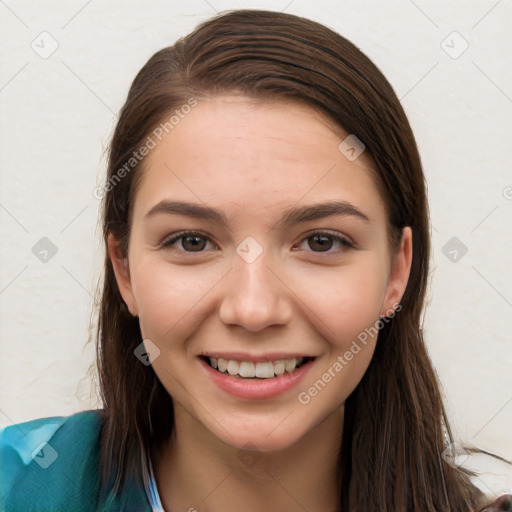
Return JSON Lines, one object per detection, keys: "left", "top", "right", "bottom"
{"left": 160, "top": 230, "right": 354, "bottom": 255}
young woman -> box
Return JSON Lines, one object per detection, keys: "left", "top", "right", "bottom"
{"left": 1, "top": 9, "right": 510, "bottom": 512}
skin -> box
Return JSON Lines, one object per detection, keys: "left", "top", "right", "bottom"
{"left": 109, "top": 95, "right": 413, "bottom": 512}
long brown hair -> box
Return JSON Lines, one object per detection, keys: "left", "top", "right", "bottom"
{"left": 95, "top": 9, "right": 496, "bottom": 510}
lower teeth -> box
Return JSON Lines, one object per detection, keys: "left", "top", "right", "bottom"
{"left": 218, "top": 370, "right": 278, "bottom": 379}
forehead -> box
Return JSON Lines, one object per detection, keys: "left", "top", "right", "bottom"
{"left": 131, "top": 95, "right": 385, "bottom": 226}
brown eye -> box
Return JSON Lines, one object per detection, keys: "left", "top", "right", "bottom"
{"left": 308, "top": 233, "right": 334, "bottom": 252}
{"left": 181, "top": 235, "right": 207, "bottom": 251}
{"left": 297, "top": 231, "right": 353, "bottom": 254}
{"left": 161, "top": 231, "right": 215, "bottom": 253}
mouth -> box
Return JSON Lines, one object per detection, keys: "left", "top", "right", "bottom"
{"left": 200, "top": 355, "right": 315, "bottom": 379}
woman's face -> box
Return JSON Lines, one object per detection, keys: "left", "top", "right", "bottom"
{"left": 110, "top": 95, "right": 412, "bottom": 451}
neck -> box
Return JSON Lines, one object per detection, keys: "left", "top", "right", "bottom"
{"left": 152, "top": 405, "right": 344, "bottom": 512}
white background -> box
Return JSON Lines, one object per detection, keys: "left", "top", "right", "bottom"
{"left": 0, "top": 0, "right": 511, "bottom": 496}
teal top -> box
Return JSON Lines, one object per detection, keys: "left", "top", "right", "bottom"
{"left": 0, "top": 409, "right": 155, "bottom": 512}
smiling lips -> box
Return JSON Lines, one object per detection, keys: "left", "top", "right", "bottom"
{"left": 201, "top": 354, "right": 315, "bottom": 399}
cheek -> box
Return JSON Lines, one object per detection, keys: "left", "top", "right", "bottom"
{"left": 337, "top": 272, "right": 387, "bottom": 340}
{"left": 130, "top": 258, "right": 218, "bottom": 341}
{"left": 295, "top": 261, "right": 390, "bottom": 408}
{"left": 296, "top": 271, "right": 387, "bottom": 410}
{"left": 290, "top": 257, "right": 389, "bottom": 348}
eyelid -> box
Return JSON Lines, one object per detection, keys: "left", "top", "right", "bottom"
{"left": 304, "top": 229, "right": 354, "bottom": 246}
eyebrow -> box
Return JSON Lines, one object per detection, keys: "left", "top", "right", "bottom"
{"left": 144, "top": 200, "right": 371, "bottom": 229}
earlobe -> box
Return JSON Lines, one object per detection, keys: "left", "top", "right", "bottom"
{"left": 107, "top": 233, "right": 138, "bottom": 317}
{"left": 381, "top": 227, "right": 413, "bottom": 317}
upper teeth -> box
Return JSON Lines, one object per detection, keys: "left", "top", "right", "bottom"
{"left": 210, "top": 357, "right": 304, "bottom": 378}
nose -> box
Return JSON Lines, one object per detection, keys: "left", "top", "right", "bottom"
{"left": 218, "top": 246, "right": 293, "bottom": 332}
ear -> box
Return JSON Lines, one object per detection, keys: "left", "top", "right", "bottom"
{"left": 107, "top": 233, "right": 138, "bottom": 317}
{"left": 380, "top": 227, "right": 413, "bottom": 317}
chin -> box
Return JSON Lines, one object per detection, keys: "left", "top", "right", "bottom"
{"left": 207, "top": 414, "right": 310, "bottom": 453}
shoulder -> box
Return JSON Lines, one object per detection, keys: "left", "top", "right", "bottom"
{"left": 0, "top": 409, "right": 152, "bottom": 512}
{"left": 482, "top": 493, "right": 512, "bottom": 511}
{"left": 0, "top": 410, "right": 103, "bottom": 511}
